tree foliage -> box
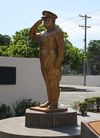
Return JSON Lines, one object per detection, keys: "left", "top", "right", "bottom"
{"left": 7, "top": 44, "right": 34, "bottom": 58}
{"left": 87, "top": 40, "right": 100, "bottom": 75}
{"left": 0, "top": 34, "right": 11, "bottom": 46}
{"left": 10, "top": 28, "right": 41, "bottom": 57}
{"left": 88, "top": 40, "right": 100, "bottom": 57}
{"left": 0, "top": 46, "right": 9, "bottom": 56}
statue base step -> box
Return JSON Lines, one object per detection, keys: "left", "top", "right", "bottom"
{"left": 0, "top": 116, "right": 80, "bottom": 138}
{"left": 25, "top": 108, "right": 77, "bottom": 128}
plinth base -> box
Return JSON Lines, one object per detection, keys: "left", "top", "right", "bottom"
{"left": 81, "top": 121, "right": 100, "bottom": 138}
{"left": 88, "top": 121, "right": 100, "bottom": 135}
{"left": 25, "top": 108, "right": 77, "bottom": 128}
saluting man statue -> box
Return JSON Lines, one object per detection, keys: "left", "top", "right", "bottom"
{"left": 29, "top": 11, "right": 64, "bottom": 110}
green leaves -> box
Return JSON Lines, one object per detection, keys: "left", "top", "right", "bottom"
{"left": 64, "top": 38, "right": 84, "bottom": 73}
{"left": 87, "top": 40, "right": 100, "bottom": 75}
{"left": 7, "top": 45, "right": 34, "bottom": 58}
{"left": 0, "top": 34, "right": 11, "bottom": 46}
{"left": 88, "top": 40, "right": 100, "bottom": 57}
{"left": 0, "top": 45, "right": 9, "bottom": 56}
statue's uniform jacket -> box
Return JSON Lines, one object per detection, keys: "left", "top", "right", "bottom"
{"left": 37, "top": 28, "right": 64, "bottom": 82}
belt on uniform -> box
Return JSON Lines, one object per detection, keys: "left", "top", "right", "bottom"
{"left": 40, "top": 49, "right": 56, "bottom": 51}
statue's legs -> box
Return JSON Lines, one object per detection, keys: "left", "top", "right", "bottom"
{"left": 46, "top": 68, "right": 61, "bottom": 109}
{"left": 40, "top": 65, "right": 52, "bottom": 108}
{"left": 47, "top": 78, "right": 60, "bottom": 109}
{"left": 40, "top": 54, "right": 62, "bottom": 109}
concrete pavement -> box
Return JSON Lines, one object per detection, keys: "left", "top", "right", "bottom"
{"left": 59, "top": 84, "right": 100, "bottom": 106}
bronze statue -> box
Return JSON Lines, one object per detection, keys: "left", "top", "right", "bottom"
{"left": 29, "top": 11, "right": 64, "bottom": 110}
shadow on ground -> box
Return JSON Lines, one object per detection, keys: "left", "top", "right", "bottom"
{"left": 60, "top": 86, "right": 94, "bottom": 92}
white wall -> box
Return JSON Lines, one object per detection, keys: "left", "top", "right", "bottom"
{"left": 0, "top": 57, "right": 47, "bottom": 107}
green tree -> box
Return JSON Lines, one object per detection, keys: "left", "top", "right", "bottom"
{"left": 0, "top": 46, "right": 8, "bottom": 56}
{"left": 10, "top": 26, "right": 44, "bottom": 57}
{"left": 0, "top": 34, "right": 11, "bottom": 56}
{"left": 87, "top": 40, "right": 100, "bottom": 75}
{"left": 0, "top": 34, "right": 11, "bottom": 46}
{"left": 12, "top": 29, "right": 29, "bottom": 45}
{"left": 7, "top": 44, "right": 34, "bottom": 58}
{"left": 88, "top": 40, "right": 100, "bottom": 56}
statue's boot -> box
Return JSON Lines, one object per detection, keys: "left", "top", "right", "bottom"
{"left": 48, "top": 102, "right": 58, "bottom": 109}
{"left": 40, "top": 101, "right": 50, "bottom": 108}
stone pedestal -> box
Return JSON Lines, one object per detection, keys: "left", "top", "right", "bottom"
{"left": 25, "top": 108, "right": 77, "bottom": 128}
{"left": 81, "top": 121, "right": 100, "bottom": 138}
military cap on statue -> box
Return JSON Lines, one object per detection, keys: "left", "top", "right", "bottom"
{"left": 42, "top": 10, "right": 58, "bottom": 19}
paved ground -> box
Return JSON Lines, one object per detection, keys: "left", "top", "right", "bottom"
{"left": 59, "top": 84, "right": 100, "bottom": 106}
{"left": 78, "top": 111, "right": 100, "bottom": 126}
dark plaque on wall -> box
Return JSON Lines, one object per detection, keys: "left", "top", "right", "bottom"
{"left": 0, "top": 66, "right": 16, "bottom": 84}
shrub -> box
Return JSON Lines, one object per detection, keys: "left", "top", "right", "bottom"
{"left": 79, "top": 101, "right": 88, "bottom": 116}
{"left": 0, "top": 104, "right": 12, "bottom": 119}
{"left": 84, "top": 97, "right": 96, "bottom": 111}
{"left": 94, "top": 97, "right": 100, "bottom": 112}
{"left": 73, "top": 97, "right": 100, "bottom": 116}
{"left": 73, "top": 101, "right": 88, "bottom": 116}
{"left": 13, "top": 99, "right": 38, "bottom": 116}
{"left": 72, "top": 101, "right": 80, "bottom": 111}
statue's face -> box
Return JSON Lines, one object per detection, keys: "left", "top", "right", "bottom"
{"left": 43, "top": 18, "right": 54, "bottom": 28}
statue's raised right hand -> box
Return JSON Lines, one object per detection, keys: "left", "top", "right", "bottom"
{"left": 35, "top": 19, "right": 42, "bottom": 26}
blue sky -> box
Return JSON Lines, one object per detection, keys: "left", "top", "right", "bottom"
{"left": 0, "top": 0, "right": 100, "bottom": 49}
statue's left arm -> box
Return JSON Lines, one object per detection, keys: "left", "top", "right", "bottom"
{"left": 55, "top": 30, "right": 64, "bottom": 67}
